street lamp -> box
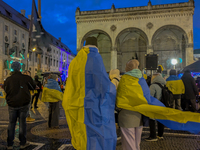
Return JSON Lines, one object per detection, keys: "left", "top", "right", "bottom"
{"left": 171, "top": 59, "right": 178, "bottom": 69}
{"left": 32, "top": 48, "right": 36, "bottom": 52}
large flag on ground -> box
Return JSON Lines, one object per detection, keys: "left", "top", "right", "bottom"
{"left": 117, "top": 75, "right": 200, "bottom": 134}
{"left": 29, "top": 0, "right": 51, "bottom": 54}
{"left": 62, "top": 46, "right": 117, "bottom": 150}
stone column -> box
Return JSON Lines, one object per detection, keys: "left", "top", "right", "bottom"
{"left": 186, "top": 43, "right": 194, "bottom": 66}
{"left": 111, "top": 47, "right": 117, "bottom": 70}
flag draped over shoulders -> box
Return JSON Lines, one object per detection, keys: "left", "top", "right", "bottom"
{"left": 41, "top": 79, "right": 63, "bottom": 102}
{"left": 117, "top": 74, "right": 200, "bottom": 134}
{"left": 62, "top": 46, "right": 117, "bottom": 150}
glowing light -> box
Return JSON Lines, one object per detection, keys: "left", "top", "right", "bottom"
{"left": 171, "top": 59, "right": 178, "bottom": 65}
{"left": 32, "top": 48, "right": 36, "bottom": 52}
{"left": 179, "top": 58, "right": 182, "bottom": 64}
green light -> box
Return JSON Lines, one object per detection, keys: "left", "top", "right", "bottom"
{"left": 10, "top": 60, "right": 13, "bottom": 64}
{"left": 11, "top": 69, "right": 13, "bottom": 72}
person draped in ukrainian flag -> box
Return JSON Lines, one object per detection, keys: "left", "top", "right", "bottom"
{"left": 166, "top": 69, "right": 185, "bottom": 110}
{"left": 117, "top": 60, "right": 200, "bottom": 150}
{"left": 62, "top": 37, "right": 117, "bottom": 150}
{"left": 41, "top": 74, "right": 63, "bottom": 128}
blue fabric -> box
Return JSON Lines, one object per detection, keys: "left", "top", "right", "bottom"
{"left": 139, "top": 77, "right": 200, "bottom": 134}
{"left": 44, "top": 79, "right": 61, "bottom": 92}
{"left": 166, "top": 75, "right": 180, "bottom": 81}
{"left": 84, "top": 47, "right": 117, "bottom": 150}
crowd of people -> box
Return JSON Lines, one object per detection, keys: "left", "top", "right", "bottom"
{"left": 1, "top": 36, "right": 200, "bottom": 150}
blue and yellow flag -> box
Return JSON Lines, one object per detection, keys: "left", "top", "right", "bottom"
{"left": 166, "top": 75, "right": 185, "bottom": 95}
{"left": 117, "top": 75, "right": 200, "bottom": 134}
{"left": 41, "top": 79, "right": 63, "bottom": 102}
{"left": 62, "top": 46, "right": 117, "bottom": 150}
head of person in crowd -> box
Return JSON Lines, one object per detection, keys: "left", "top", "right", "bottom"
{"left": 157, "top": 65, "right": 163, "bottom": 73}
{"left": 49, "top": 74, "right": 58, "bottom": 81}
{"left": 184, "top": 69, "right": 191, "bottom": 74}
{"left": 11, "top": 62, "right": 21, "bottom": 73}
{"left": 125, "top": 59, "right": 139, "bottom": 72}
{"left": 109, "top": 69, "right": 120, "bottom": 89}
{"left": 169, "top": 69, "right": 176, "bottom": 76}
{"left": 85, "top": 37, "right": 98, "bottom": 48}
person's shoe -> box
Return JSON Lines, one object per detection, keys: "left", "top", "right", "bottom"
{"left": 157, "top": 136, "right": 164, "bottom": 140}
{"left": 26, "top": 116, "right": 35, "bottom": 122}
{"left": 6, "top": 146, "right": 13, "bottom": 150}
{"left": 20, "top": 142, "right": 30, "bottom": 149}
{"left": 145, "top": 137, "right": 158, "bottom": 142}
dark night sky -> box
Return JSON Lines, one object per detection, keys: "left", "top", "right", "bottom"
{"left": 3, "top": 0, "right": 200, "bottom": 54}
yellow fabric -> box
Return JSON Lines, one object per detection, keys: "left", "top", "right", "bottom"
{"left": 62, "top": 47, "right": 90, "bottom": 150}
{"left": 41, "top": 87, "right": 63, "bottom": 102}
{"left": 166, "top": 80, "right": 185, "bottom": 95}
{"left": 143, "top": 74, "right": 147, "bottom": 80}
{"left": 116, "top": 75, "right": 200, "bottom": 124}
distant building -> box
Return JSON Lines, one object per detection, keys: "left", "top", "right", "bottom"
{"left": 76, "top": 0, "right": 195, "bottom": 72}
{"left": 194, "top": 49, "right": 200, "bottom": 60}
{"left": 0, "top": 0, "right": 75, "bottom": 83}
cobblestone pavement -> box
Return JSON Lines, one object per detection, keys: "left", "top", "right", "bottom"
{"left": 0, "top": 98, "right": 200, "bottom": 150}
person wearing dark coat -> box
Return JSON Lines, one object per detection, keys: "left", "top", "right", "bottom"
{"left": 181, "top": 70, "right": 199, "bottom": 112}
{"left": 4, "top": 62, "right": 36, "bottom": 149}
{"left": 31, "top": 75, "right": 42, "bottom": 109}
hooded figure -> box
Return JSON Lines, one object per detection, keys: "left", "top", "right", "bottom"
{"left": 118, "top": 59, "right": 143, "bottom": 150}
{"left": 62, "top": 37, "right": 117, "bottom": 150}
{"left": 145, "top": 73, "right": 166, "bottom": 141}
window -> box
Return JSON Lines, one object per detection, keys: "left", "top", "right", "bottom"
{"left": 5, "top": 10, "right": 12, "bottom": 17}
{"left": 56, "top": 61, "right": 58, "bottom": 67}
{"left": 29, "top": 68, "right": 31, "bottom": 70}
{"left": 5, "top": 43, "right": 9, "bottom": 55}
{"left": 22, "top": 34, "right": 25, "bottom": 39}
{"left": 51, "top": 59, "right": 52, "bottom": 66}
{"left": 14, "top": 30, "right": 17, "bottom": 35}
{"left": 53, "top": 60, "right": 55, "bottom": 66}
{"left": 5, "top": 25, "right": 8, "bottom": 31}
{"left": 54, "top": 50, "right": 55, "bottom": 53}
{"left": 35, "top": 68, "right": 37, "bottom": 71}
{"left": 57, "top": 51, "right": 58, "bottom": 54}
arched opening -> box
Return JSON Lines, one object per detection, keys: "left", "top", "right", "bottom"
{"left": 81, "top": 30, "right": 112, "bottom": 72}
{"left": 152, "top": 25, "right": 188, "bottom": 70}
{"left": 115, "top": 28, "right": 148, "bottom": 71}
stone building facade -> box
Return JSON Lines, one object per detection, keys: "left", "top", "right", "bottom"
{"left": 76, "top": 0, "right": 195, "bottom": 72}
{"left": 0, "top": 0, "right": 75, "bottom": 83}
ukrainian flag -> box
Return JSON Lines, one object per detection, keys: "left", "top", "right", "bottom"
{"left": 62, "top": 46, "right": 117, "bottom": 150}
{"left": 117, "top": 75, "right": 200, "bottom": 134}
{"left": 166, "top": 75, "right": 185, "bottom": 95}
{"left": 41, "top": 79, "right": 63, "bottom": 102}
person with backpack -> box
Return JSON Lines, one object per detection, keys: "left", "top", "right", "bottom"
{"left": 145, "top": 73, "right": 166, "bottom": 142}
{"left": 166, "top": 69, "right": 185, "bottom": 110}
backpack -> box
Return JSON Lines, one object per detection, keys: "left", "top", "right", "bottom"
{"left": 153, "top": 82, "right": 174, "bottom": 107}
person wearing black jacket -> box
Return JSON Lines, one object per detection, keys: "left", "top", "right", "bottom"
{"left": 31, "top": 75, "right": 42, "bottom": 109}
{"left": 4, "top": 62, "right": 36, "bottom": 149}
{"left": 181, "top": 70, "right": 199, "bottom": 112}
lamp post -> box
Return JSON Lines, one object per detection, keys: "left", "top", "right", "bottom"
{"left": 171, "top": 59, "right": 178, "bottom": 69}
